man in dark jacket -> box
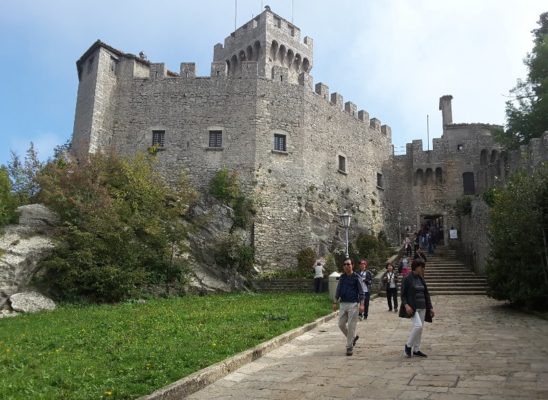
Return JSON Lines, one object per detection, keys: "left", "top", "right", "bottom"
{"left": 333, "top": 258, "right": 364, "bottom": 356}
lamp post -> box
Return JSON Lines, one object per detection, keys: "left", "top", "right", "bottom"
{"left": 397, "top": 211, "right": 402, "bottom": 244}
{"left": 339, "top": 209, "right": 352, "bottom": 259}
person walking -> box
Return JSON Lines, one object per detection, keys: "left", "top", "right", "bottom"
{"left": 399, "top": 259, "right": 434, "bottom": 358}
{"left": 332, "top": 258, "right": 364, "bottom": 356}
{"left": 382, "top": 263, "right": 398, "bottom": 312}
{"left": 313, "top": 260, "right": 325, "bottom": 293}
{"left": 357, "top": 259, "right": 372, "bottom": 319}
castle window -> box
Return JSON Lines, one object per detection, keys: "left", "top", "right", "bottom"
{"left": 490, "top": 149, "right": 498, "bottom": 163}
{"left": 435, "top": 167, "right": 443, "bottom": 184}
{"left": 480, "top": 149, "right": 488, "bottom": 166}
{"left": 425, "top": 168, "right": 433, "bottom": 184}
{"left": 209, "top": 130, "right": 222, "bottom": 148}
{"left": 377, "top": 173, "right": 383, "bottom": 188}
{"left": 338, "top": 155, "right": 347, "bottom": 173}
{"left": 152, "top": 130, "right": 165, "bottom": 147}
{"left": 274, "top": 134, "right": 286, "bottom": 152}
{"left": 110, "top": 56, "right": 118, "bottom": 73}
{"left": 462, "top": 172, "right": 475, "bottom": 195}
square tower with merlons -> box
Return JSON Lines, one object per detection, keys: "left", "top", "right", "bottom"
{"left": 213, "top": 5, "right": 313, "bottom": 84}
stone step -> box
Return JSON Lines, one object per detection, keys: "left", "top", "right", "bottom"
{"left": 424, "top": 271, "right": 486, "bottom": 279}
{"left": 430, "top": 290, "right": 487, "bottom": 295}
{"left": 427, "top": 284, "right": 488, "bottom": 290}
{"left": 426, "top": 278, "right": 487, "bottom": 283}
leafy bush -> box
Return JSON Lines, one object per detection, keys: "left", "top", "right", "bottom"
{"left": 296, "top": 247, "right": 317, "bottom": 276}
{"left": 214, "top": 234, "right": 255, "bottom": 274}
{"left": 354, "top": 232, "right": 391, "bottom": 271}
{"left": 324, "top": 253, "right": 336, "bottom": 274}
{"left": 209, "top": 168, "right": 255, "bottom": 229}
{"left": 482, "top": 187, "right": 499, "bottom": 208}
{"left": 455, "top": 196, "right": 472, "bottom": 216}
{"left": 486, "top": 163, "right": 548, "bottom": 309}
{"left": 34, "top": 152, "right": 196, "bottom": 302}
{"left": 209, "top": 168, "right": 240, "bottom": 203}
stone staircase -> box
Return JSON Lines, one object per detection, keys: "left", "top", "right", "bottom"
{"left": 252, "top": 278, "right": 315, "bottom": 292}
{"left": 421, "top": 247, "right": 488, "bottom": 295}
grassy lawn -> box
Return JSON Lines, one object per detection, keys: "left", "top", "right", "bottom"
{"left": 0, "top": 292, "right": 331, "bottom": 399}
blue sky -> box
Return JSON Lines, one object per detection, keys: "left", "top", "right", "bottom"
{"left": 0, "top": 0, "right": 545, "bottom": 166}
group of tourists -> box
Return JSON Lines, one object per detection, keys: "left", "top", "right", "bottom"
{"left": 329, "top": 237, "right": 434, "bottom": 358}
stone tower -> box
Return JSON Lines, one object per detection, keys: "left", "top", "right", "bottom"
{"left": 213, "top": 6, "right": 313, "bottom": 84}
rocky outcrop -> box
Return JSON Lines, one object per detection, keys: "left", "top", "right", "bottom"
{"left": 185, "top": 200, "right": 251, "bottom": 293}
{"left": 0, "top": 204, "right": 58, "bottom": 314}
{"left": 0, "top": 200, "right": 249, "bottom": 313}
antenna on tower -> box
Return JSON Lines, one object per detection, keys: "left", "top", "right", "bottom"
{"left": 427, "top": 114, "right": 430, "bottom": 151}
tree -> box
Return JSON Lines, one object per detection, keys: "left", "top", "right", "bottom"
{"left": 0, "top": 166, "right": 18, "bottom": 226}
{"left": 8, "top": 142, "right": 44, "bottom": 204}
{"left": 35, "top": 152, "right": 197, "bottom": 302}
{"left": 485, "top": 162, "right": 548, "bottom": 308}
{"left": 502, "top": 12, "right": 548, "bottom": 148}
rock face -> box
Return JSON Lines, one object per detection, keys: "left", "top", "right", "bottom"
{"left": 0, "top": 204, "right": 58, "bottom": 312}
{"left": 9, "top": 291, "right": 56, "bottom": 313}
{"left": 186, "top": 200, "right": 249, "bottom": 293}
{"left": 0, "top": 201, "right": 246, "bottom": 313}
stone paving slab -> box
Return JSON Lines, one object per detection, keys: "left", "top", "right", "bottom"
{"left": 185, "top": 295, "right": 548, "bottom": 399}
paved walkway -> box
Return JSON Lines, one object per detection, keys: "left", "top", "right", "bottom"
{"left": 187, "top": 295, "right": 548, "bottom": 399}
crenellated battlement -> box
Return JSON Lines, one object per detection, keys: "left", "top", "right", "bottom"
{"left": 313, "top": 82, "right": 391, "bottom": 140}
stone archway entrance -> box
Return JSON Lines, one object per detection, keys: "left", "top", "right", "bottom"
{"left": 420, "top": 214, "right": 445, "bottom": 246}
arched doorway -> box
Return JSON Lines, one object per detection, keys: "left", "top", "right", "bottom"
{"left": 419, "top": 214, "right": 445, "bottom": 246}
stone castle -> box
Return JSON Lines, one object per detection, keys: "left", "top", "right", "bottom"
{"left": 71, "top": 7, "right": 548, "bottom": 271}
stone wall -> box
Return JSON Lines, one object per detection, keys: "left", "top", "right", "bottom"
{"left": 459, "top": 198, "right": 490, "bottom": 274}
{"left": 70, "top": 8, "right": 548, "bottom": 274}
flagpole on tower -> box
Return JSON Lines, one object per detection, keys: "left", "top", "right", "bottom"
{"left": 235, "top": 0, "right": 237, "bottom": 31}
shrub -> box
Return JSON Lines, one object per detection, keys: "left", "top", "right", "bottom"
{"left": 455, "top": 196, "right": 472, "bottom": 216}
{"left": 486, "top": 163, "right": 548, "bottom": 309}
{"left": 214, "top": 234, "right": 255, "bottom": 274}
{"left": 296, "top": 247, "right": 317, "bottom": 276}
{"left": 354, "top": 233, "right": 391, "bottom": 271}
{"left": 209, "top": 168, "right": 255, "bottom": 229}
{"left": 209, "top": 168, "right": 240, "bottom": 204}
{"left": 34, "top": 152, "right": 196, "bottom": 302}
{"left": 482, "top": 187, "right": 499, "bottom": 208}
{"left": 324, "top": 254, "right": 336, "bottom": 274}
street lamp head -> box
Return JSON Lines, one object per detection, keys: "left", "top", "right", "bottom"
{"left": 339, "top": 209, "right": 352, "bottom": 228}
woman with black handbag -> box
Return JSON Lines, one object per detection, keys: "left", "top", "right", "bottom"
{"left": 399, "top": 259, "right": 434, "bottom": 358}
